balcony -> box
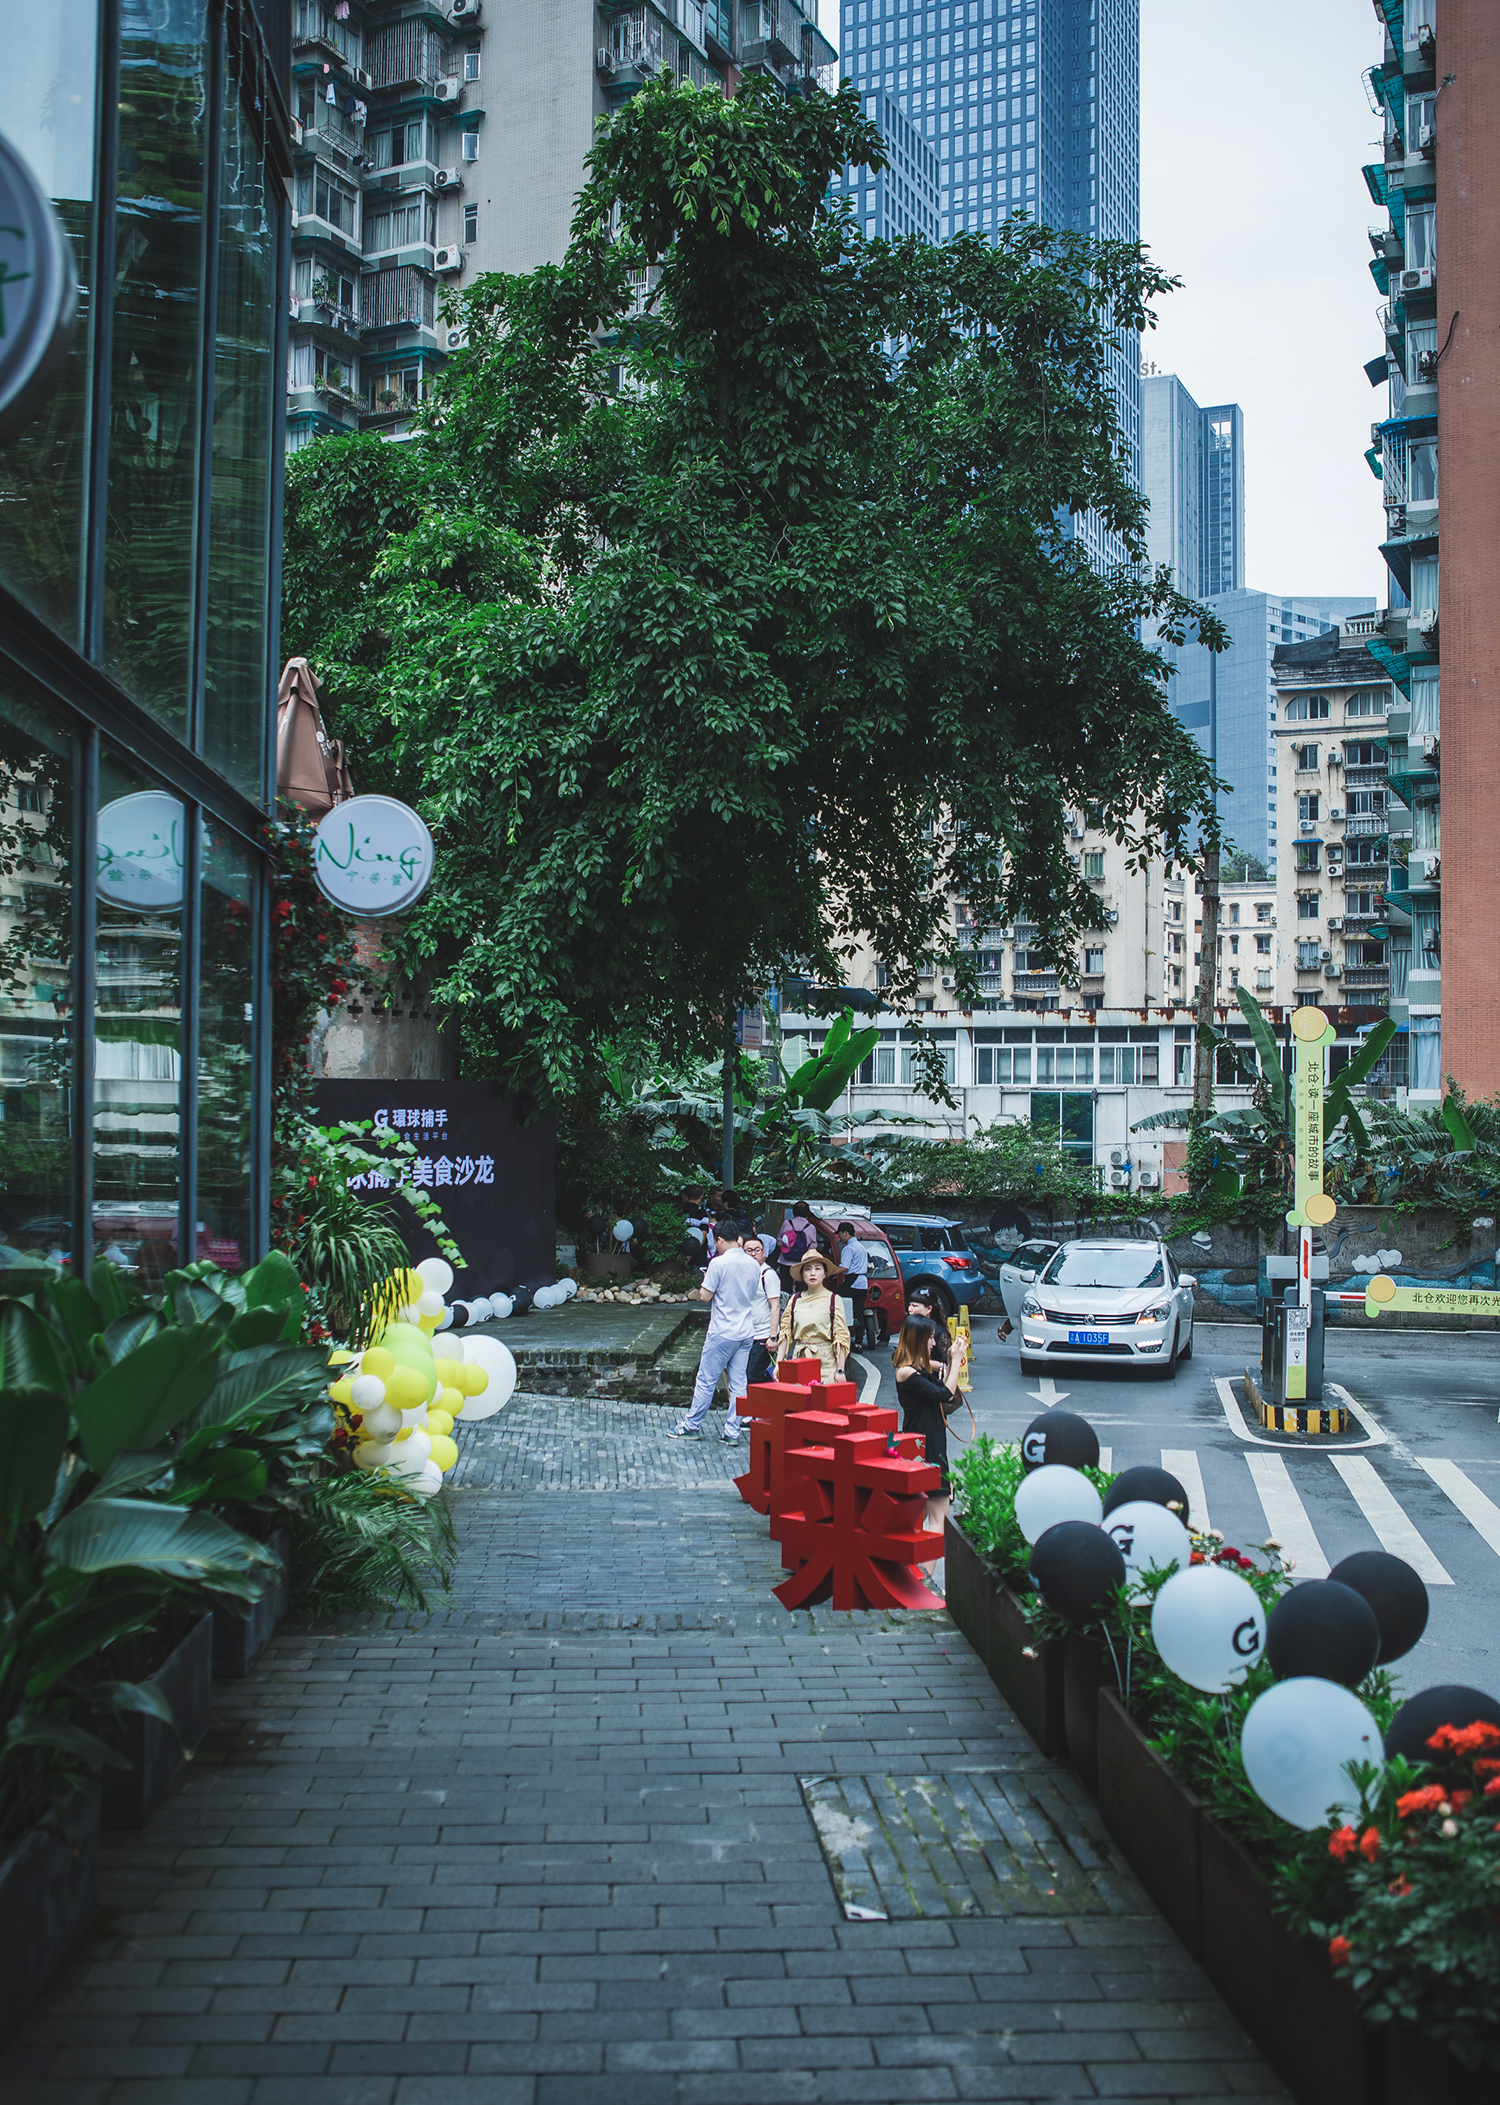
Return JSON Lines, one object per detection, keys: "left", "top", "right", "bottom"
{"left": 1344, "top": 812, "right": 1391, "bottom": 839}
{"left": 294, "top": 293, "right": 361, "bottom": 341}
{"left": 294, "top": 103, "right": 362, "bottom": 167}
{"left": 293, "top": 2, "right": 361, "bottom": 72}
{"left": 1342, "top": 966, "right": 1391, "bottom": 991}
{"left": 1012, "top": 972, "right": 1060, "bottom": 995}
{"left": 361, "top": 265, "right": 436, "bottom": 333}
{"left": 738, "top": 0, "right": 836, "bottom": 85}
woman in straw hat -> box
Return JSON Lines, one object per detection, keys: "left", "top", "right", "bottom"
{"left": 776, "top": 1247, "right": 850, "bottom": 1385}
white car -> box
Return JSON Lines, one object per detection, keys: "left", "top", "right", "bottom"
{"left": 997, "top": 1239, "right": 1061, "bottom": 1324}
{"left": 1018, "top": 1239, "right": 1197, "bottom": 1378}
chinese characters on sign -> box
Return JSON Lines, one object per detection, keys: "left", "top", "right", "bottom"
{"left": 346, "top": 1110, "right": 494, "bottom": 1193}
{"left": 312, "top": 794, "right": 435, "bottom": 917}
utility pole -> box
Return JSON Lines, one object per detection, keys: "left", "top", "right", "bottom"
{"left": 1192, "top": 840, "right": 1221, "bottom": 1117}
{"left": 722, "top": 1013, "right": 737, "bottom": 1200}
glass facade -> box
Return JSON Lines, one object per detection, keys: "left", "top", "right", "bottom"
{"left": 0, "top": 0, "right": 287, "bottom": 1282}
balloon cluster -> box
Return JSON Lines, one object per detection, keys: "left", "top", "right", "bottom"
{"left": 445, "top": 1278, "right": 578, "bottom": 1323}
{"left": 1014, "top": 1415, "right": 1195, "bottom": 1625}
{"left": 326, "top": 1257, "right": 517, "bottom": 1497}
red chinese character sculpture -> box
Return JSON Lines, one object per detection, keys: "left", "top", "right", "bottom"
{"left": 772, "top": 1420, "right": 945, "bottom": 1612}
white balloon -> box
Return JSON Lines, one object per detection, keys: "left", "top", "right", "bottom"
{"left": 614, "top": 1219, "right": 634, "bottom": 1243}
{"left": 1014, "top": 1465, "right": 1103, "bottom": 1545}
{"left": 557, "top": 1279, "right": 578, "bottom": 1300}
{"left": 359, "top": 1400, "right": 402, "bottom": 1438}
{"left": 400, "top": 1303, "right": 423, "bottom": 1325}
{"left": 417, "top": 1256, "right": 455, "bottom": 1295}
{"left": 1151, "top": 1566, "right": 1267, "bottom": 1692}
{"left": 393, "top": 1427, "right": 433, "bottom": 1466}
{"left": 1241, "top": 1678, "right": 1381, "bottom": 1830}
{"left": 408, "top": 1460, "right": 444, "bottom": 1499}
{"left": 399, "top": 1402, "right": 429, "bottom": 1426}
{"left": 468, "top": 1296, "right": 493, "bottom": 1322}
{"left": 459, "top": 1335, "right": 516, "bottom": 1419}
{"left": 531, "top": 1285, "right": 555, "bottom": 1310}
{"left": 350, "top": 1374, "right": 387, "bottom": 1410}
{"left": 435, "top": 1307, "right": 454, "bottom": 1331}
{"left": 417, "top": 1288, "right": 446, "bottom": 1317}
{"left": 1105, "top": 1501, "right": 1193, "bottom": 1601}
{"left": 489, "top": 1294, "right": 513, "bottom": 1321}
{"left": 441, "top": 1337, "right": 466, "bottom": 1360}
{"left": 353, "top": 1439, "right": 394, "bottom": 1470}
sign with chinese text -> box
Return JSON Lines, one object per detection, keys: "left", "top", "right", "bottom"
{"left": 1287, "top": 1005, "right": 1338, "bottom": 1230}
{"left": 313, "top": 795, "right": 435, "bottom": 917}
{"left": 96, "top": 792, "right": 186, "bottom": 913}
{"left": 1364, "top": 1275, "right": 1500, "bottom": 1322}
{"left": 312, "top": 1079, "right": 555, "bottom": 1291}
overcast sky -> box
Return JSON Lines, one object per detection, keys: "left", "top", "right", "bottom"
{"left": 1139, "top": 0, "right": 1386, "bottom": 604}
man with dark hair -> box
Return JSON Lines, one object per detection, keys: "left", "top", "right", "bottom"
{"left": 834, "top": 1222, "right": 869, "bottom": 1346}
{"left": 671, "top": 1221, "right": 763, "bottom": 1441}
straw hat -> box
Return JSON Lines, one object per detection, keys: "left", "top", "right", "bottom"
{"left": 789, "top": 1247, "right": 844, "bottom": 1285}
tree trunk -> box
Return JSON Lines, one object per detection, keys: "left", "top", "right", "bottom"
{"left": 722, "top": 1019, "right": 736, "bottom": 1197}
{"left": 1192, "top": 844, "right": 1221, "bottom": 1118}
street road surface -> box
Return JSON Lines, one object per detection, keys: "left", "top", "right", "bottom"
{"left": 857, "top": 1324, "right": 1500, "bottom": 1694}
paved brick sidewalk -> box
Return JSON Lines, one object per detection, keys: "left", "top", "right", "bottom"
{"left": 0, "top": 1398, "right": 1288, "bottom": 2105}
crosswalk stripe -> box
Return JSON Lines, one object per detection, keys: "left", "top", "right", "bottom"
{"left": 1416, "top": 1458, "right": 1500, "bottom": 1560}
{"left": 1162, "top": 1449, "right": 1210, "bottom": 1534}
{"left": 1098, "top": 1446, "right": 1112, "bottom": 1474}
{"left": 1245, "top": 1454, "right": 1330, "bottom": 1578}
{"left": 1330, "top": 1457, "right": 1453, "bottom": 1584}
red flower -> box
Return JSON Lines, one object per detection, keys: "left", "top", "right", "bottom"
{"left": 1328, "top": 1826, "right": 1357, "bottom": 1862}
{"left": 1396, "top": 1785, "right": 1447, "bottom": 1819}
{"left": 1485, "top": 1778, "right": 1500, "bottom": 1799}
{"left": 1388, "top": 1878, "right": 1412, "bottom": 1898}
{"left": 1427, "top": 1721, "right": 1500, "bottom": 1756}
{"left": 1190, "top": 1550, "right": 1206, "bottom": 1565}
{"left": 1328, "top": 1937, "right": 1352, "bottom": 1970}
{"left": 1359, "top": 1827, "right": 1381, "bottom": 1861}
{"left": 1474, "top": 1758, "right": 1500, "bottom": 1777}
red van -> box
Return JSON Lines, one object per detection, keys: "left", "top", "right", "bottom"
{"left": 770, "top": 1202, "right": 906, "bottom": 1347}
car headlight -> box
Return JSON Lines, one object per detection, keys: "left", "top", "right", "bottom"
{"left": 1021, "top": 1294, "right": 1043, "bottom": 1318}
{"left": 1137, "top": 1303, "right": 1173, "bottom": 1325}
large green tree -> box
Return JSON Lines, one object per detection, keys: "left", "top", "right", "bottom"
{"left": 284, "top": 76, "right": 1222, "bottom": 1104}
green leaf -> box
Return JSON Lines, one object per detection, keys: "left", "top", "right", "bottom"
{"left": 71, "top": 1326, "right": 225, "bottom": 1474}
{"left": 244, "top": 1250, "right": 303, "bottom": 1313}
{"left": 44, "top": 1498, "right": 272, "bottom": 1583}
{"left": 183, "top": 1447, "right": 268, "bottom": 1506}
{"left": 88, "top": 1448, "right": 175, "bottom": 1501}
{"left": 4, "top": 1715, "right": 131, "bottom": 1770}
{"left": 1332, "top": 1017, "right": 1396, "bottom": 1097}
{"left": 182, "top": 1344, "right": 331, "bottom": 1448}
{"left": 0, "top": 1301, "right": 70, "bottom": 1399}
{"left": 1234, "top": 987, "right": 1286, "bottom": 1120}
{"left": 1442, "top": 1095, "right": 1478, "bottom": 1154}
{"left": 97, "top": 1311, "right": 163, "bottom": 1366}
{"left": 224, "top": 1306, "right": 296, "bottom": 1352}
{"left": 0, "top": 1384, "right": 69, "bottom": 1535}
{"left": 47, "top": 1275, "right": 102, "bottom": 1376}
{"left": 89, "top": 1260, "right": 132, "bottom": 1327}
{"left": 89, "top": 1676, "right": 187, "bottom": 1749}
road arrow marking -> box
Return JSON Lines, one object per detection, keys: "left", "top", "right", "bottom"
{"left": 1026, "top": 1377, "right": 1070, "bottom": 1406}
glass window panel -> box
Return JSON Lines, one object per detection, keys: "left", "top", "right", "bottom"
{"left": 203, "top": 44, "right": 275, "bottom": 796}
{"left": 94, "top": 749, "right": 184, "bottom": 1290}
{"left": 1029, "top": 1090, "right": 1060, "bottom": 1136}
{"left": 0, "top": 671, "right": 74, "bottom": 1262}
{"left": 104, "top": 0, "right": 209, "bottom": 733}
{"left": 1060, "top": 1092, "right": 1093, "bottom": 1155}
{"left": 0, "top": 0, "right": 98, "bottom": 642}
{"left": 197, "top": 823, "right": 254, "bottom": 1271}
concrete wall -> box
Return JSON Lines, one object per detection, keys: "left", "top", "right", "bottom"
{"left": 308, "top": 919, "right": 457, "bottom": 1082}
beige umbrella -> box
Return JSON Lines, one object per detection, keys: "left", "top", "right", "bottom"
{"left": 275, "top": 657, "right": 353, "bottom": 816}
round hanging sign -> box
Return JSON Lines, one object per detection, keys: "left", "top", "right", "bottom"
{"left": 312, "top": 794, "right": 434, "bottom": 917}
{"left": 0, "top": 130, "right": 79, "bottom": 444}
{"left": 96, "top": 791, "right": 187, "bottom": 913}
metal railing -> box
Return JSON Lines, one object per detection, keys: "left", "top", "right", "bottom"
{"left": 293, "top": 2, "right": 359, "bottom": 66}
{"left": 1342, "top": 965, "right": 1391, "bottom": 989}
{"left": 361, "top": 265, "right": 435, "bottom": 331}
{"left": 1345, "top": 813, "right": 1390, "bottom": 838}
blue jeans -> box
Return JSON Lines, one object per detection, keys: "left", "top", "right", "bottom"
{"left": 682, "top": 1330, "right": 752, "bottom": 1433}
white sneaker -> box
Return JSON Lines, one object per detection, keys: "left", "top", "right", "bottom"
{"left": 722, "top": 1424, "right": 744, "bottom": 1442}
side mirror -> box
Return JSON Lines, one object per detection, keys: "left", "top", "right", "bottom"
{"left": 1019, "top": 1268, "right": 1036, "bottom": 1283}
{"left": 1178, "top": 1273, "right": 1198, "bottom": 1289}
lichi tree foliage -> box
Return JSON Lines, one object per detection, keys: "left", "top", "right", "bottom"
{"left": 283, "top": 76, "right": 1224, "bottom": 1108}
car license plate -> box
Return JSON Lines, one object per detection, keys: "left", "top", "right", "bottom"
{"left": 1068, "top": 1329, "right": 1109, "bottom": 1346}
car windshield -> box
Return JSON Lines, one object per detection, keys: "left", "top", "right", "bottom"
{"left": 1043, "top": 1248, "right": 1164, "bottom": 1290}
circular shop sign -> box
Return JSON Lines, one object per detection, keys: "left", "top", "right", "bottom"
{"left": 0, "top": 130, "right": 79, "bottom": 444}
{"left": 313, "top": 794, "right": 435, "bottom": 917}
{"left": 96, "top": 791, "right": 186, "bottom": 913}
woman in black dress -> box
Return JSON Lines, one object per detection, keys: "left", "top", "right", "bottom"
{"left": 892, "top": 1315, "right": 968, "bottom": 1565}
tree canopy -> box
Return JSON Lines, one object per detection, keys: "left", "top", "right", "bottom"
{"left": 284, "top": 75, "right": 1223, "bottom": 1105}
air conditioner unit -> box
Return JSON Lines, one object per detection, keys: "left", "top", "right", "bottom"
{"left": 940, "top": 976, "right": 956, "bottom": 990}
{"left": 1321, "top": 948, "right": 1333, "bottom": 961}
{"left": 1110, "top": 1150, "right": 1126, "bottom": 1168}
{"left": 434, "top": 244, "right": 463, "bottom": 271}
{"left": 445, "top": 327, "right": 467, "bottom": 349}
{"left": 596, "top": 45, "right": 616, "bottom": 70}
{"left": 1327, "top": 916, "right": 1343, "bottom": 931}
{"left": 449, "top": 0, "right": 481, "bottom": 18}
{"left": 1136, "top": 1171, "right": 1159, "bottom": 1190}
{"left": 352, "top": 67, "right": 372, "bottom": 90}
{"left": 1325, "top": 964, "right": 1343, "bottom": 979}
{"left": 1104, "top": 909, "right": 1119, "bottom": 926}
{"left": 1109, "top": 1170, "right": 1129, "bottom": 1188}
{"left": 435, "top": 168, "right": 462, "bottom": 189}
{"left": 434, "top": 78, "right": 461, "bottom": 103}
{"left": 1401, "top": 265, "right": 1435, "bottom": 292}
{"left": 1416, "top": 123, "right": 1436, "bottom": 153}
{"left": 1329, "top": 807, "right": 1343, "bottom": 821}
{"left": 1421, "top": 734, "right": 1439, "bottom": 762}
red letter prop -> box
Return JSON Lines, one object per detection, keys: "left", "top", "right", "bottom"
{"left": 772, "top": 1420, "right": 945, "bottom": 1612}
{"left": 734, "top": 1381, "right": 815, "bottom": 1518}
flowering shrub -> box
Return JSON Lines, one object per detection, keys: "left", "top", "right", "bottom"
{"left": 1279, "top": 1722, "right": 1500, "bottom": 2073}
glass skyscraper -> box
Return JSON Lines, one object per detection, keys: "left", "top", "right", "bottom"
{"left": 837, "top": 0, "right": 1141, "bottom": 564}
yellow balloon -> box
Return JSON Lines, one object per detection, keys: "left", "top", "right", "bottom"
{"left": 360, "top": 1346, "right": 396, "bottom": 1380}
{"left": 426, "top": 1409, "right": 453, "bottom": 1437}
{"left": 393, "top": 1424, "right": 413, "bottom": 1442}
{"left": 328, "top": 1378, "right": 354, "bottom": 1405}
{"left": 460, "top": 1363, "right": 489, "bottom": 1397}
{"left": 379, "top": 1322, "right": 434, "bottom": 1360}
{"left": 328, "top": 1349, "right": 358, "bottom": 1367}
{"left": 439, "top": 1385, "right": 463, "bottom": 1416}
{"left": 419, "top": 1315, "right": 441, "bottom": 1334}
{"left": 448, "top": 1396, "right": 464, "bottom": 1417}
{"left": 403, "top": 1269, "right": 425, "bottom": 1302}
{"left": 428, "top": 1434, "right": 459, "bottom": 1473}
{"left": 434, "top": 1358, "right": 462, "bottom": 1388}
{"left": 385, "top": 1364, "right": 430, "bottom": 1411}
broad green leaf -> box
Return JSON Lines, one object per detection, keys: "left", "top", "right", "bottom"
{"left": 244, "top": 1250, "right": 303, "bottom": 1313}
{"left": 1334, "top": 1017, "right": 1397, "bottom": 1096}
{"left": 0, "top": 1267, "right": 58, "bottom": 1299}
{"left": 0, "top": 1302, "right": 70, "bottom": 1400}
{"left": 4, "top": 1715, "right": 130, "bottom": 1769}
{"left": 1234, "top": 987, "right": 1286, "bottom": 1119}
{"left": 225, "top": 1306, "right": 296, "bottom": 1352}
{"left": 183, "top": 1447, "right": 268, "bottom": 1506}
{"left": 183, "top": 1344, "right": 331, "bottom": 1446}
{"left": 824, "top": 1010, "right": 851, "bottom": 1056}
{"left": 90, "top": 1676, "right": 187, "bottom": 1748}
{"left": 1441, "top": 1096, "right": 1478, "bottom": 1154}
{"left": 89, "top": 1260, "right": 132, "bottom": 1327}
{"left": 798, "top": 1026, "right": 880, "bottom": 1112}
{"left": 88, "top": 1448, "right": 175, "bottom": 1501}
{"left": 47, "top": 1275, "right": 102, "bottom": 1376}
{"left": 98, "top": 1311, "right": 163, "bottom": 1366}
{"left": 71, "top": 1327, "right": 225, "bottom": 1474}
{"left": 44, "top": 1498, "right": 274, "bottom": 1582}
{"left": 0, "top": 1384, "right": 68, "bottom": 1536}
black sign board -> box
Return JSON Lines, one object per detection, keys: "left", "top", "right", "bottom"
{"left": 312, "top": 1080, "right": 556, "bottom": 1294}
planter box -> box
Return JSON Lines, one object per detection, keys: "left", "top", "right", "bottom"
{"left": 1062, "top": 1632, "right": 1118, "bottom": 1794}
{"left": 1386, "top": 2024, "right": 1474, "bottom": 2105}
{"left": 1097, "top": 1690, "right": 1203, "bottom": 1959}
{"left": 213, "top": 1528, "right": 290, "bottom": 1679}
{"left": 101, "top": 1613, "right": 213, "bottom": 1831}
{"left": 1199, "top": 1810, "right": 1380, "bottom": 2105}
{"left": 0, "top": 1792, "right": 99, "bottom": 2043}
{"left": 943, "top": 1518, "right": 1065, "bottom": 1758}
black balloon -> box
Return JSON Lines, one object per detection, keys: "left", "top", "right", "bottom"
{"left": 1329, "top": 1551, "right": 1430, "bottom": 1665}
{"left": 1029, "top": 1521, "right": 1126, "bottom": 1625}
{"left": 508, "top": 1284, "right": 533, "bottom": 1316}
{"left": 1384, "top": 1685, "right": 1500, "bottom": 1773}
{"left": 1102, "top": 1465, "right": 1191, "bottom": 1525}
{"left": 1265, "top": 1580, "right": 1380, "bottom": 1687}
{"left": 1020, "top": 1409, "right": 1100, "bottom": 1474}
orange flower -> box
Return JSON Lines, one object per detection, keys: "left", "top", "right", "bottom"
{"left": 1359, "top": 1827, "right": 1382, "bottom": 1861}
{"left": 1388, "top": 1878, "right": 1412, "bottom": 1898}
{"left": 1328, "top": 1936, "right": 1352, "bottom": 1969}
{"left": 1189, "top": 1550, "right": 1206, "bottom": 1565}
{"left": 1328, "top": 1826, "right": 1358, "bottom": 1862}
{"left": 1426, "top": 1721, "right": 1500, "bottom": 1756}
{"left": 1484, "top": 1777, "right": 1500, "bottom": 1799}
{"left": 1396, "top": 1785, "right": 1447, "bottom": 1819}
{"left": 1475, "top": 1758, "right": 1500, "bottom": 1777}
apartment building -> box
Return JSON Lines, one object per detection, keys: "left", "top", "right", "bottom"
{"left": 286, "top": 0, "right": 834, "bottom": 448}
{"left": 1213, "top": 877, "right": 1280, "bottom": 1005}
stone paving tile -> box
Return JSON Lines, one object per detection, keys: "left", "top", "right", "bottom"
{"left": 0, "top": 1398, "right": 1289, "bottom": 2104}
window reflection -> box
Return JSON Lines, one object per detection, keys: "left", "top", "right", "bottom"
{"left": 94, "top": 752, "right": 183, "bottom": 1288}
{"left": 197, "top": 824, "right": 254, "bottom": 1272}
{"left": 104, "top": 0, "right": 207, "bottom": 732}
{"left": 0, "top": 0, "right": 98, "bottom": 642}
{"left": 0, "top": 674, "right": 74, "bottom": 1264}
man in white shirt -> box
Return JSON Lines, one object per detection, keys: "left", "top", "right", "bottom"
{"left": 835, "top": 1222, "right": 870, "bottom": 1345}
{"left": 671, "top": 1222, "right": 763, "bottom": 1442}
{"left": 743, "top": 1234, "right": 781, "bottom": 1387}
